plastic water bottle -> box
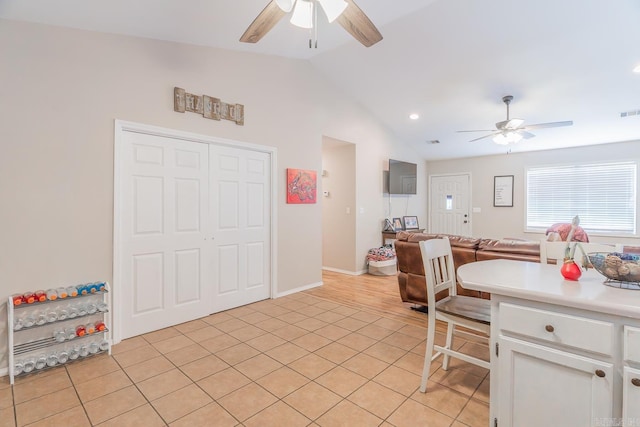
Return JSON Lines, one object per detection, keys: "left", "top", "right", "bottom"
{"left": 54, "top": 330, "right": 66, "bottom": 343}
{"left": 88, "top": 342, "right": 99, "bottom": 354}
{"left": 58, "top": 350, "right": 69, "bottom": 364}
{"left": 46, "top": 310, "right": 58, "bottom": 323}
{"left": 46, "top": 353, "right": 58, "bottom": 367}
{"left": 68, "top": 306, "right": 79, "bottom": 319}
{"left": 35, "top": 311, "right": 47, "bottom": 326}
{"left": 13, "top": 317, "right": 24, "bottom": 331}
{"left": 67, "top": 286, "right": 78, "bottom": 298}
{"left": 58, "top": 308, "right": 68, "bottom": 321}
{"left": 35, "top": 354, "right": 47, "bottom": 370}
{"left": 68, "top": 347, "right": 80, "bottom": 360}
{"left": 85, "top": 323, "right": 96, "bottom": 335}
{"left": 99, "top": 339, "right": 110, "bottom": 352}
{"left": 94, "top": 321, "right": 106, "bottom": 332}
{"left": 97, "top": 301, "right": 108, "bottom": 312}
{"left": 79, "top": 345, "right": 89, "bottom": 357}
{"left": 65, "top": 327, "right": 76, "bottom": 341}
{"left": 23, "top": 314, "right": 36, "bottom": 328}
{"left": 86, "top": 302, "right": 97, "bottom": 315}
{"left": 77, "top": 304, "right": 87, "bottom": 317}
{"left": 23, "top": 358, "right": 36, "bottom": 373}
{"left": 76, "top": 284, "right": 88, "bottom": 296}
{"left": 46, "top": 289, "right": 58, "bottom": 301}
{"left": 56, "top": 287, "right": 68, "bottom": 299}
{"left": 14, "top": 360, "right": 24, "bottom": 375}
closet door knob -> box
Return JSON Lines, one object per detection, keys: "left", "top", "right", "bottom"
{"left": 595, "top": 370, "right": 606, "bottom": 378}
{"left": 632, "top": 378, "right": 640, "bottom": 387}
{"left": 545, "top": 325, "right": 555, "bottom": 333}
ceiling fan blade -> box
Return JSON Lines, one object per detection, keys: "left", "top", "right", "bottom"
{"left": 520, "top": 130, "right": 536, "bottom": 139}
{"left": 457, "top": 129, "right": 495, "bottom": 133}
{"left": 336, "top": 0, "right": 383, "bottom": 47}
{"left": 496, "top": 118, "right": 524, "bottom": 130}
{"left": 521, "top": 120, "right": 573, "bottom": 130}
{"left": 469, "top": 132, "right": 501, "bottom": 142}
{"left": 240, "top": 1, "right": 287, "bottom": 43}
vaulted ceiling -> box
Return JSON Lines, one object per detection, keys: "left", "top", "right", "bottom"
{"left": 2, "top": 0, "right": 639, "bottom": 159}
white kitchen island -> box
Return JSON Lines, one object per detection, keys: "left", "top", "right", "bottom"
{"left": 457, "top": 259, "right": 640, "bottom": 427}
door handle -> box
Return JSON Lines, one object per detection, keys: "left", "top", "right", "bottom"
{"left": 463, "top": 220, "right": 468, "bottom": 224}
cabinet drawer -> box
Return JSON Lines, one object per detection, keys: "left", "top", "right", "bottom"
{"left": 499, "top": 302, "right": 614, "bottom": 356}
{"left": 624, "top": 326, "right": 640, "bottom": 363}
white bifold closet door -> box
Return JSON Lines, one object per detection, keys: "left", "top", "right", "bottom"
{"left": 209, "top": 145, "right": 271, "bottom": 314}
{"left": 119, "top": 129, "right": 271, "bottom": 339}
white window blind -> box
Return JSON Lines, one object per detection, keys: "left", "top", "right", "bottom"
{"left": 526, "top": 162, "right": 637, "bottom": 235}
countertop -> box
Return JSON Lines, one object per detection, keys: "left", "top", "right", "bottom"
{"left": 457, "top": 259, "right": 640, "bottom": 319}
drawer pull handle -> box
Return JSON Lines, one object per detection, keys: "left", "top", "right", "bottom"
{"left": 545, "top": 325, "right": 555, "bottom": 333}
{"left": 632, "top": 378, "right": 640, "bottom": 387}
{"left": 595, "top": 370, "right": 606, "bottom": 378}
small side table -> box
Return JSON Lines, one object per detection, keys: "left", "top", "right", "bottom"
{"left": 381, "top": 229, "right": 424, "bottom": 246}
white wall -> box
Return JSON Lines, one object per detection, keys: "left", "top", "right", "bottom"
{"left": 426, "top": 140, "right": 640, "bottom": 245}
{"left": 0, "top": 20, "right": 422, "bottom": 369}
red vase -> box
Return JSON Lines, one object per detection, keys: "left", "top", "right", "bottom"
{"left": 561, "top": 259, "right": 582, "bottom": 281}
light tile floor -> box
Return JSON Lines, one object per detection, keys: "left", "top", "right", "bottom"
{"left": 1, "top": 291, "right": 489, "bottom": 426}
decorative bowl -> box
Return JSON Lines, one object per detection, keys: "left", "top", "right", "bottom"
{"left": 587, "top": 252, "right": 640, "bottom": 289}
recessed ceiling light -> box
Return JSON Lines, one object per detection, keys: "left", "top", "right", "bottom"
{"left": 409, "top": 113, "right": 420, "bottom": 120}
{"left": 634, "top": 64, "right": 640, "bottom": 73}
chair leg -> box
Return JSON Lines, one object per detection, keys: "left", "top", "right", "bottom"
{"left": 442, "top": 322, "right": 454, "bottom": 371}
{"left": 420, "top": 314, "right": 436, "bottom": 392}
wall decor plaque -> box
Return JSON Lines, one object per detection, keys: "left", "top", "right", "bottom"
{"left": 173, "top": 87, "right": 244, "bottom": 125}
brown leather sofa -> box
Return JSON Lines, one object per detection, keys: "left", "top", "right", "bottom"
{"left": 394, "top": 231, "right": 540, "bottom": 307}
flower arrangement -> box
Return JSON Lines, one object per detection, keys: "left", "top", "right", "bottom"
{"left": 560, "top": 215, "right": 587, "bottom": 280}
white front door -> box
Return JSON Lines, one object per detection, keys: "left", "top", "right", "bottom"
{"left": 429, "top": 174, "right": 471, "bottom": 235}
{"left": 120, "top": 131, "right": 211, "bottom": 339}
{"left": 210, "top": 145, "right": 271, "bottom": 313}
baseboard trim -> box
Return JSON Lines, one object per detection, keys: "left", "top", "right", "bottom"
{"left": 275, "top": 281, "right": 323, "bottom": 298}
{"left": 321, "top": 267, "right": 366, "bottom": 276}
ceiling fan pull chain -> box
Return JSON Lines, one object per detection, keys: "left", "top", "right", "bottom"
{"left": 314, "top": 1, "right": 318, "bottom": 48}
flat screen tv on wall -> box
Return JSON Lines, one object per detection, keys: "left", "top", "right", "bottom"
{"left": 388, "top": 159, "right": 417, "bottom": 194}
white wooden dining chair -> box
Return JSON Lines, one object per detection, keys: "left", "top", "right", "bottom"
{"left": 539, "top": 239, "right": 623, "bottom": 265}
{"left": 418, "top": 237, "right": 490, "bottom": 393}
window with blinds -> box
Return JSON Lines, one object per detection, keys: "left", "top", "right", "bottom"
{"left": 526, "top": 162, "right": 637, "bottom": 235}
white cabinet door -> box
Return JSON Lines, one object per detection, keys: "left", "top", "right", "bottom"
{"left": 623, "top": 367, "right": 640, "bottom": 426}
{"left": 120, "top": 132, "right": 211, "bottom": 338}
{"left": 209, "top": 144, "right": 271, "bottom": 313}
{"left": 498, "top": 336, "right": 613, "bottom": 427}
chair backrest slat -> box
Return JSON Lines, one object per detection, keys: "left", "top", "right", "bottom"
{"left": 420, "top": 237, "right": 457, "bottom": 303}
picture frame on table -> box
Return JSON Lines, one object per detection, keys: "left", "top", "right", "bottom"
{"left": 392, "top": 218, "right": 404, "bottom": 231}
{"left": 403, "top": 216, "right": 419, "bottom": 230}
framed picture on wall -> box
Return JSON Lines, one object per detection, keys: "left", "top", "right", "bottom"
{"left": 403, "top": 216, "right": 419, "bottom": 230}
{"left": 392, "top": 218, "right": 404, "bottom": 231}
{"left": 494, "top": 175, "right": 514, "bottom": 207}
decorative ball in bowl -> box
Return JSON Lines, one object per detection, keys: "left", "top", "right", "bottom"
{"left": 587, "top": 252, "right": 640, "bottom": 284}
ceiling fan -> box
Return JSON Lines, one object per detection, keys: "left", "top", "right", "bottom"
{"left": 458, "top": 95, "right": 573, "bottom": 145}
{"left": 240, "top": 0, "right": 383, "bottom": 48}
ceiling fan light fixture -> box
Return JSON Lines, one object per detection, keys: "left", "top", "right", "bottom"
{"left": 318, "top": 0, "right": 348, "bottom": 23}
{"left": 493, "top": 132, "right": 523, "bottom": 145}
{"left": 290, "top": 0, "right": 314, "bottom": 28}
{"left": 275, "top": 0, "right": 296, "bottom": 13}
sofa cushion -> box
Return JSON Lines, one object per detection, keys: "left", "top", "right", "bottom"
{"left": 478, "top": 238, "right": 540, "bottom": 256}
{"left": 436, "top": 234, "right": 482, "bottom": 249}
